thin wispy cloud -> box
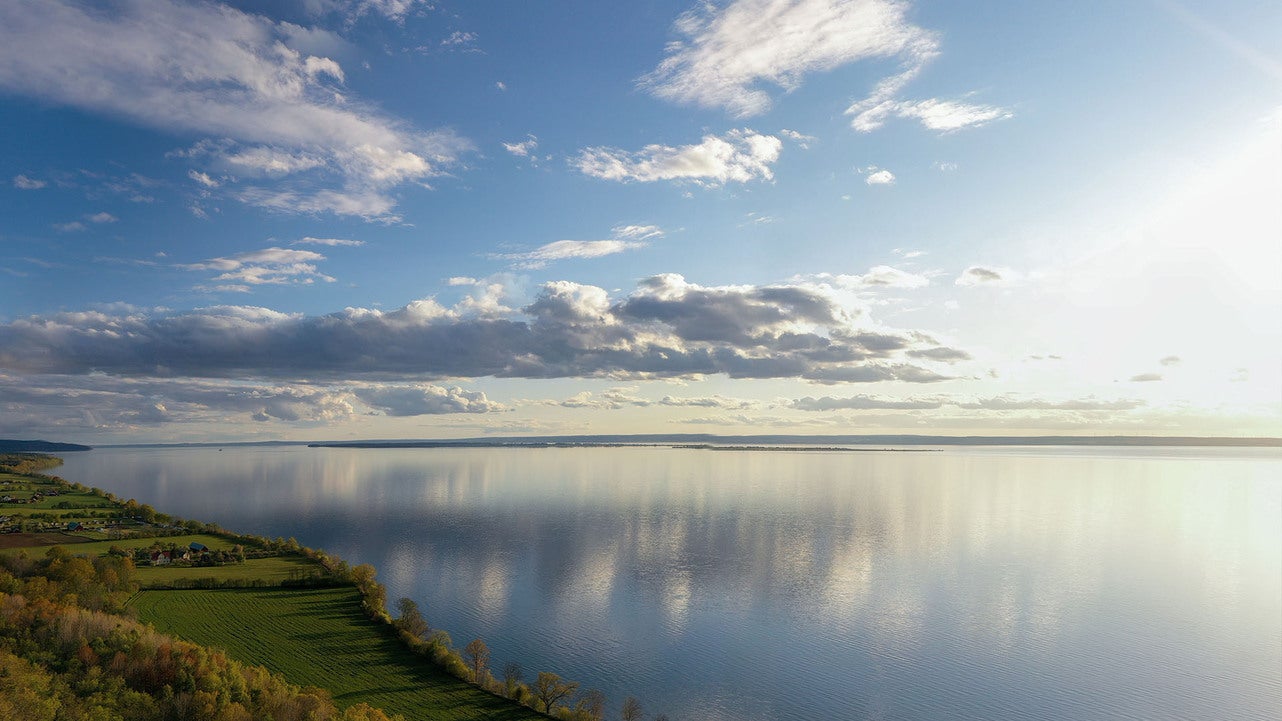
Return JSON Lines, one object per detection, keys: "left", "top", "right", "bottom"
{"left": 642, "top": 0, "right": 1010, "bottom": 133}
{"left": 494, "top": 225, "right": 664, "bottom": 268}
{"left": 13, "top": 174, "right": 45, "bottom": 189}
{"left": 292, "top": 237, "right": 366, "bottom": 247}
{"left": 0, "top": 0, "right": 470, "bottom": 221}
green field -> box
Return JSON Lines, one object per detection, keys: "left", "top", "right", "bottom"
{"left": 134, "top": 555, "right": 322, "bottom": 586}
{"left": 130, "top": 588, "right": 544, "bottom": 721}
{"left": 0, "top": 532, "right": 236, "bottom": 556}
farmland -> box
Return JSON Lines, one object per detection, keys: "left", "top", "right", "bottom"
{"left": 130, "top": 588, "right": 544, "bottom": 721}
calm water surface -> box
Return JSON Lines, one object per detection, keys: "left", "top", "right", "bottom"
{"left": 58, "top": 445, "right": 1282, "bottom": 721}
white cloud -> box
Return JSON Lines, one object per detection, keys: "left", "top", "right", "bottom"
{"left": 188, "top": 169, "right": 220, "bottom": 188}
{"left": 53, "top": 221, "right": 86, "bottom": 232}
{"left": 183, "top": 246, "right": 334, "bottom": 287}
{"left": 495, "top": 81, "right": 507, "bottom": 91}
{"left": 88, "top": 212, "right": 118, "bottom": 224}
{"left": 447, "top": 276, "right": 479, "bottom": 286}
{"left": 780, "top": 129, "right": 817, "bottom": 149}
{"left": 883, "top": 98, "right": 1012, "bottom": 132}
{"left": 441, "top": 31, "right": 477, "bottom": 47}
{"left": 13, "top": 174, "right": 45, "bottom": 189}
{"left": 642, "top": 0, "right": 938, "bottom": 117}
{"left": 576, "top": 129, "right": 781, "bottom": 185}
{"left": 1129, "top": 373, "right": 1163, "bottom": 382}
{"left": 503, "top": 135, "right": 539, "bottom": 158}
{"left": 933, "top": 161, "right": 958, "bottom": 172}
{"left": 494, "top": 225, "right": 663, "bottom": 269}
{"left": 342, "top": 0, "right": 432, "bottom": 23}
{"left": 865, "top": 168, "right": 896, "bottom": 185}
{"left": 292, "top": 236, "right": 366, "bottom": 247}
{"left": 0, "top": 0, "right": 468, "bottom": 220}
{"left": 1159, "top": 355, "right": 1182, "bottom": 366}
{"left": 816, "top": 265, "right": 929, "bottom": 289}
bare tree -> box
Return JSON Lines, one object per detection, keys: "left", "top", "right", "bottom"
{"left": 621, "top": 695, "right": 644, "bottom": 721}
{"left": 654, "top": 714, "right": 670, "bottom": 721}
{"left": 463, "top": 638, "right": 490, "bottom": 684}
{"left": 502, "top": 661, "right": 524, "bottom": 697}
{"left": 576, "top": 688, "right": 606, "bottom": 721}
{"left": 532, "top": 671, "right": 579, "bottom": 714}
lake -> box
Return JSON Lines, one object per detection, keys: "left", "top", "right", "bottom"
{"left": 56, "top": 445, "right": 1282, "bottom": 721}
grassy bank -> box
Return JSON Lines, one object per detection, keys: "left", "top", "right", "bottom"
{"left": 131, "top": 588, "right": 543, "bottom": 721}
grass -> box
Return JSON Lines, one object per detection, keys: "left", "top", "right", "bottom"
{"left": 130, "top": 588, "right": 545, "bottom": 721}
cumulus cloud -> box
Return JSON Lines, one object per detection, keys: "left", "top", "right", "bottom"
{"left": 575, "top": 129, "right": 781, "bottom": 185}
{"left": 494, "top": 225, "right": 663, "bottom": 269}
{"left": 183, "top": 246, "right": 335, "bottom": 287}
{"left": 780, "top": 129, "right": 817, "bottom": 148}
{"left": 355, "top": 384, "right": 504, "bottom": 415}
{"left": 0, "top": 0, "right": 468, "bottom": 221}
{"left": 0, "top": 275, "right": 958, "bottom": 384}
{"left": 0, "top": 373, "right": 356, "bottom": 429}
{"left": 864, "top": 168, "right": 896, "bottom": 185}
{"left": 13, "top": 174, "right": 46, "bottom": 189}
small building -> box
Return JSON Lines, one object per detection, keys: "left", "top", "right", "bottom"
{"left": 189, "top": 542, "right": 208, "bottom": 553}
{"left": 66, "top": 521, "right": 82, "bottom": 531}
{"left": 151, "top": 551, "right": 173, "bottom": 566}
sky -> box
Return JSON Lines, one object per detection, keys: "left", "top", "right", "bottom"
{"left": 0, "top": 0, "right": 1279, "bottom": 444}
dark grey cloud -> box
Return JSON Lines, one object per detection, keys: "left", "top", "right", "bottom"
{"left": 905, "top": 346, "right": 971, "bottom": 363}
{"left": 0, "top": 275, "right": 959, "bottom": 385}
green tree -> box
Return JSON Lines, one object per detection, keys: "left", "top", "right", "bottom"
{"left": 532, "top": 672, "right": 578, "bottom": 714}
{"left": 620, "top": 695, "right": 643, "bottom": 721}
{"left": 394, "top": 597, "right": 430, "bottom": 639}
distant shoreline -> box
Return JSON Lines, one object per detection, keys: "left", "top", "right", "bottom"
{"left": 303, "top": 434, "right": 1282, "bottom": 449}
{"left": 18, "top": 433, "right": 1279, "bottom": 451}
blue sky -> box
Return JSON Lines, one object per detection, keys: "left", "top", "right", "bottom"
{"left": 1, "top": 0, "right": 1279, "bottom": 443}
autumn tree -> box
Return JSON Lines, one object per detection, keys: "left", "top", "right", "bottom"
{"left": 621, "top": 695, "right": 644, "bottom": 721}
{"left": 532, "top": 671, "right": 578, "bottom": 714}
{"left": 463, "top": 638, "right": 489, "bottom": 685}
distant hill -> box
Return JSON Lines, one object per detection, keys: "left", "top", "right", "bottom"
{"left": 0, "top": 439, "right": 92, "bottom": 452}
